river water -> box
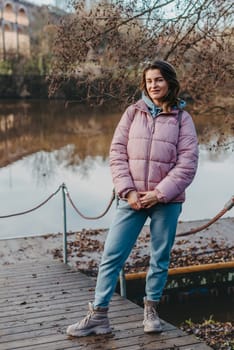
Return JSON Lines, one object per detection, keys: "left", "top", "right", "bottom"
{"left": 0, "top": 99, "right": 234, "bottom": 239}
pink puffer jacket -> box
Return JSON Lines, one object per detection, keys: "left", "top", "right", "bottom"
{"left": 109, "top": 99, "right": 199, "bottom": 203}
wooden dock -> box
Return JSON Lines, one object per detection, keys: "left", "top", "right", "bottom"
{"left": 0, "top": 259, "right": 212, "bottom": 350}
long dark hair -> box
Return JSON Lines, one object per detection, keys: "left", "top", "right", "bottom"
{"left": 141, "top": 60, "right": 180, "bottom": 109}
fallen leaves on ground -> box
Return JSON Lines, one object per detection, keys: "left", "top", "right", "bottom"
{"left": 180, "top": 318, "right": 234, "bottom": 350}
{"left": 51, "top": 228, "right": 233, "bottom": 276}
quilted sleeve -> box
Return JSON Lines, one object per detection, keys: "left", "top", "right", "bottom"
{"left": 109, "top": 106, "right": 136, "bottom": 198}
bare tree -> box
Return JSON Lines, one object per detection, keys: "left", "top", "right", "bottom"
{"left": 48, "top": 0, "right": 233, "bottom": 119}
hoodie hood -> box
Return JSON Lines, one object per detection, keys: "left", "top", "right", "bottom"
{"left": 142, "top": 92, "right": 186, "bottom": 118}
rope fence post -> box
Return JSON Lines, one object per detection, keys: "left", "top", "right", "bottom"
{"left": 62, "top": 183, "right": 68, "bottom": 264}
{"left": 119, "top": 268, "right": 127, "bottom": 298}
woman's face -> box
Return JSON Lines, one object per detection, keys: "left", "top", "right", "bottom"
{"left": 145, "top": 69, "right": 169, "bottom": 106}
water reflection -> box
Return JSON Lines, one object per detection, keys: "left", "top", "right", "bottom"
{"left": 0, "top": 100, "right": 234, "bottom": 238}
{"left": 0, "top": 100, "right": 121, "bottom": 169}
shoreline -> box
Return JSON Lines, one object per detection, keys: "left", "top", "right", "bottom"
{"left": 0, "top": 217, "right": 233, "bottom": 271}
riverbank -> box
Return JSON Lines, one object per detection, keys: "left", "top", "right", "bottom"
{"left": 1, "top": 217, "right": 233, "bottom": 269}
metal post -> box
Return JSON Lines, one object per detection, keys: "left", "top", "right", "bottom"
{"left": 119, "top": 268, "right": 127, "bottom": 298}
{"left": 62, "top": 183, "right": 68, "bottom": 264}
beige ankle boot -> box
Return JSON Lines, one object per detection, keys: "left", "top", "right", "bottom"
{"left": 66, "top": 302, "right": 112, "bottom": 337}
{"left": 143, "top": 297, "right": 162, "bottom": 333}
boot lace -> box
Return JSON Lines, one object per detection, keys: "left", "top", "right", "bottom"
{"left": 76, "top": 303, "right": 95, "bottom": 329}
{"left": 78, "top": 310, "right": 94, "bottom": 327}
{"left": 145, "top": 306, "right": 158, "bottom": 321}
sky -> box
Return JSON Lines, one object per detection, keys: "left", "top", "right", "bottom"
{"left": 24, "top": 0, "right": 69, "bottom": 11}
{"left": 29, "top": 0, "right": 55, "bottom": 4}
{"left": 25, "top": 0, "right": 67, "bottom": 8}
{"left": 26, "top": 0, "right": 177, "bottom": 19}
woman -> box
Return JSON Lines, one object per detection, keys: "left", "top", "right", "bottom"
{"left": 67, "top": 60, "right": 199, "bottom": 337}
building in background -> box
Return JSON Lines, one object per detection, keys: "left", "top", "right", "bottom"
{"left": 0, "top": 0, "right": 66, "bottom": 60}
{"left": 85, "top": 0, "right": 114, "bottom": 11}
{"left": 0, "top": 0, "right": 115, "bottom": 61}
{"left": 0, "top": 0, "right": 31, "bottom": 59}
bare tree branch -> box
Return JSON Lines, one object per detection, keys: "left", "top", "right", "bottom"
{"left": 48, "top": 0, "right": 233, "bottom": 123}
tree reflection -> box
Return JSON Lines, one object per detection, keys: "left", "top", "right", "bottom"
{"left": 0, "top": 100, "right": 116, "bottom": 169}
{"left": 26, "top": 150, "right": 58, "bottom": 186}
{"left": 0, "top": 100, "right": 233, "bottom": 183}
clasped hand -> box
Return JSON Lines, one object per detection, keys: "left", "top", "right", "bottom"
{"left": 126, "top": 190, "right": 158, "bottom": 210}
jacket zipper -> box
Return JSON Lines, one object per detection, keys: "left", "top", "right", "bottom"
{"left": 145, "top": 116, "right": 155, "bottom": 190}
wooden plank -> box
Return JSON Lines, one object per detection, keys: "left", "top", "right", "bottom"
{"left": 0, "top": 326, "right": 202, "bottom": 350}
{"left": 0, "top": 332, "right": 209, "bottom": 350}
{"left": 0, "top": 289, "right": 130, "bottom": 309}
{"left": 0, "top": 296, "right": 146, "bottom": 318}
{"left": 0, "top": 309, "right": 175, "bottom": 337}
{"left": 3, "top": 329, "right": 183, "bottom": 350}
{"left": 0, "top": 270, "right": 95, "bottom": 289}
{"left": 0, "top": 308, "right": 150, "bottom": 338}
{"left": 64, "top": 334, "right": 207, "bottom": 350}
{"left": 0, "top": 259, "right": 212, "bottom": 350}
{"left": 0, "top": 268, "right": 76, "bottom": 280}
{"left": 0, "top": 277, "right": 96, "bottom": 299}
{"left": 0, "top": 301, "right": 145, "bottom": 325}
{"left": 0, "top": 282, "right": 95, "bottom": 300}
{"left": 0, "top": 260, "right": 68, "bottom": 275}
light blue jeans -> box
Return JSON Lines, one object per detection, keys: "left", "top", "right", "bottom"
{"left": 94, "top": 199, "right": 182, "bottom": 307}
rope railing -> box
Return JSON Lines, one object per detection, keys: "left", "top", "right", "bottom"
{"left": 0, "top": 184, "right": 233, "bottom": 297}
{"left": 0, "top": 182, "right": 116, "bottom": 264}
{"left": 0, "top": 185, "right": 233, "bottom": 246}
{"left": 64, "top": 185, "right": 116, "bottom": 220}
{"left": 60, "top": 183, "right": 115, "bottom": 264}
{"left": 176, "top": 196, "right": 234, "bottom": 237}
{"left": 0, "top": 185, "right": 63, "bottom": 218}
{"left": 0, "top": 186, "right": 233, "bottom": 237}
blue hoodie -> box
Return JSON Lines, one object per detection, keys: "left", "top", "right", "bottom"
{"left": 142, "top": 92, "right": 186, "bottom": 118}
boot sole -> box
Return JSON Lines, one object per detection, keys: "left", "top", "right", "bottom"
{"left": 67, "top": 326, "right": 112, "bottom": 337}
{"left": 144, "top": 327, "right": 162, "bottom": 333}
